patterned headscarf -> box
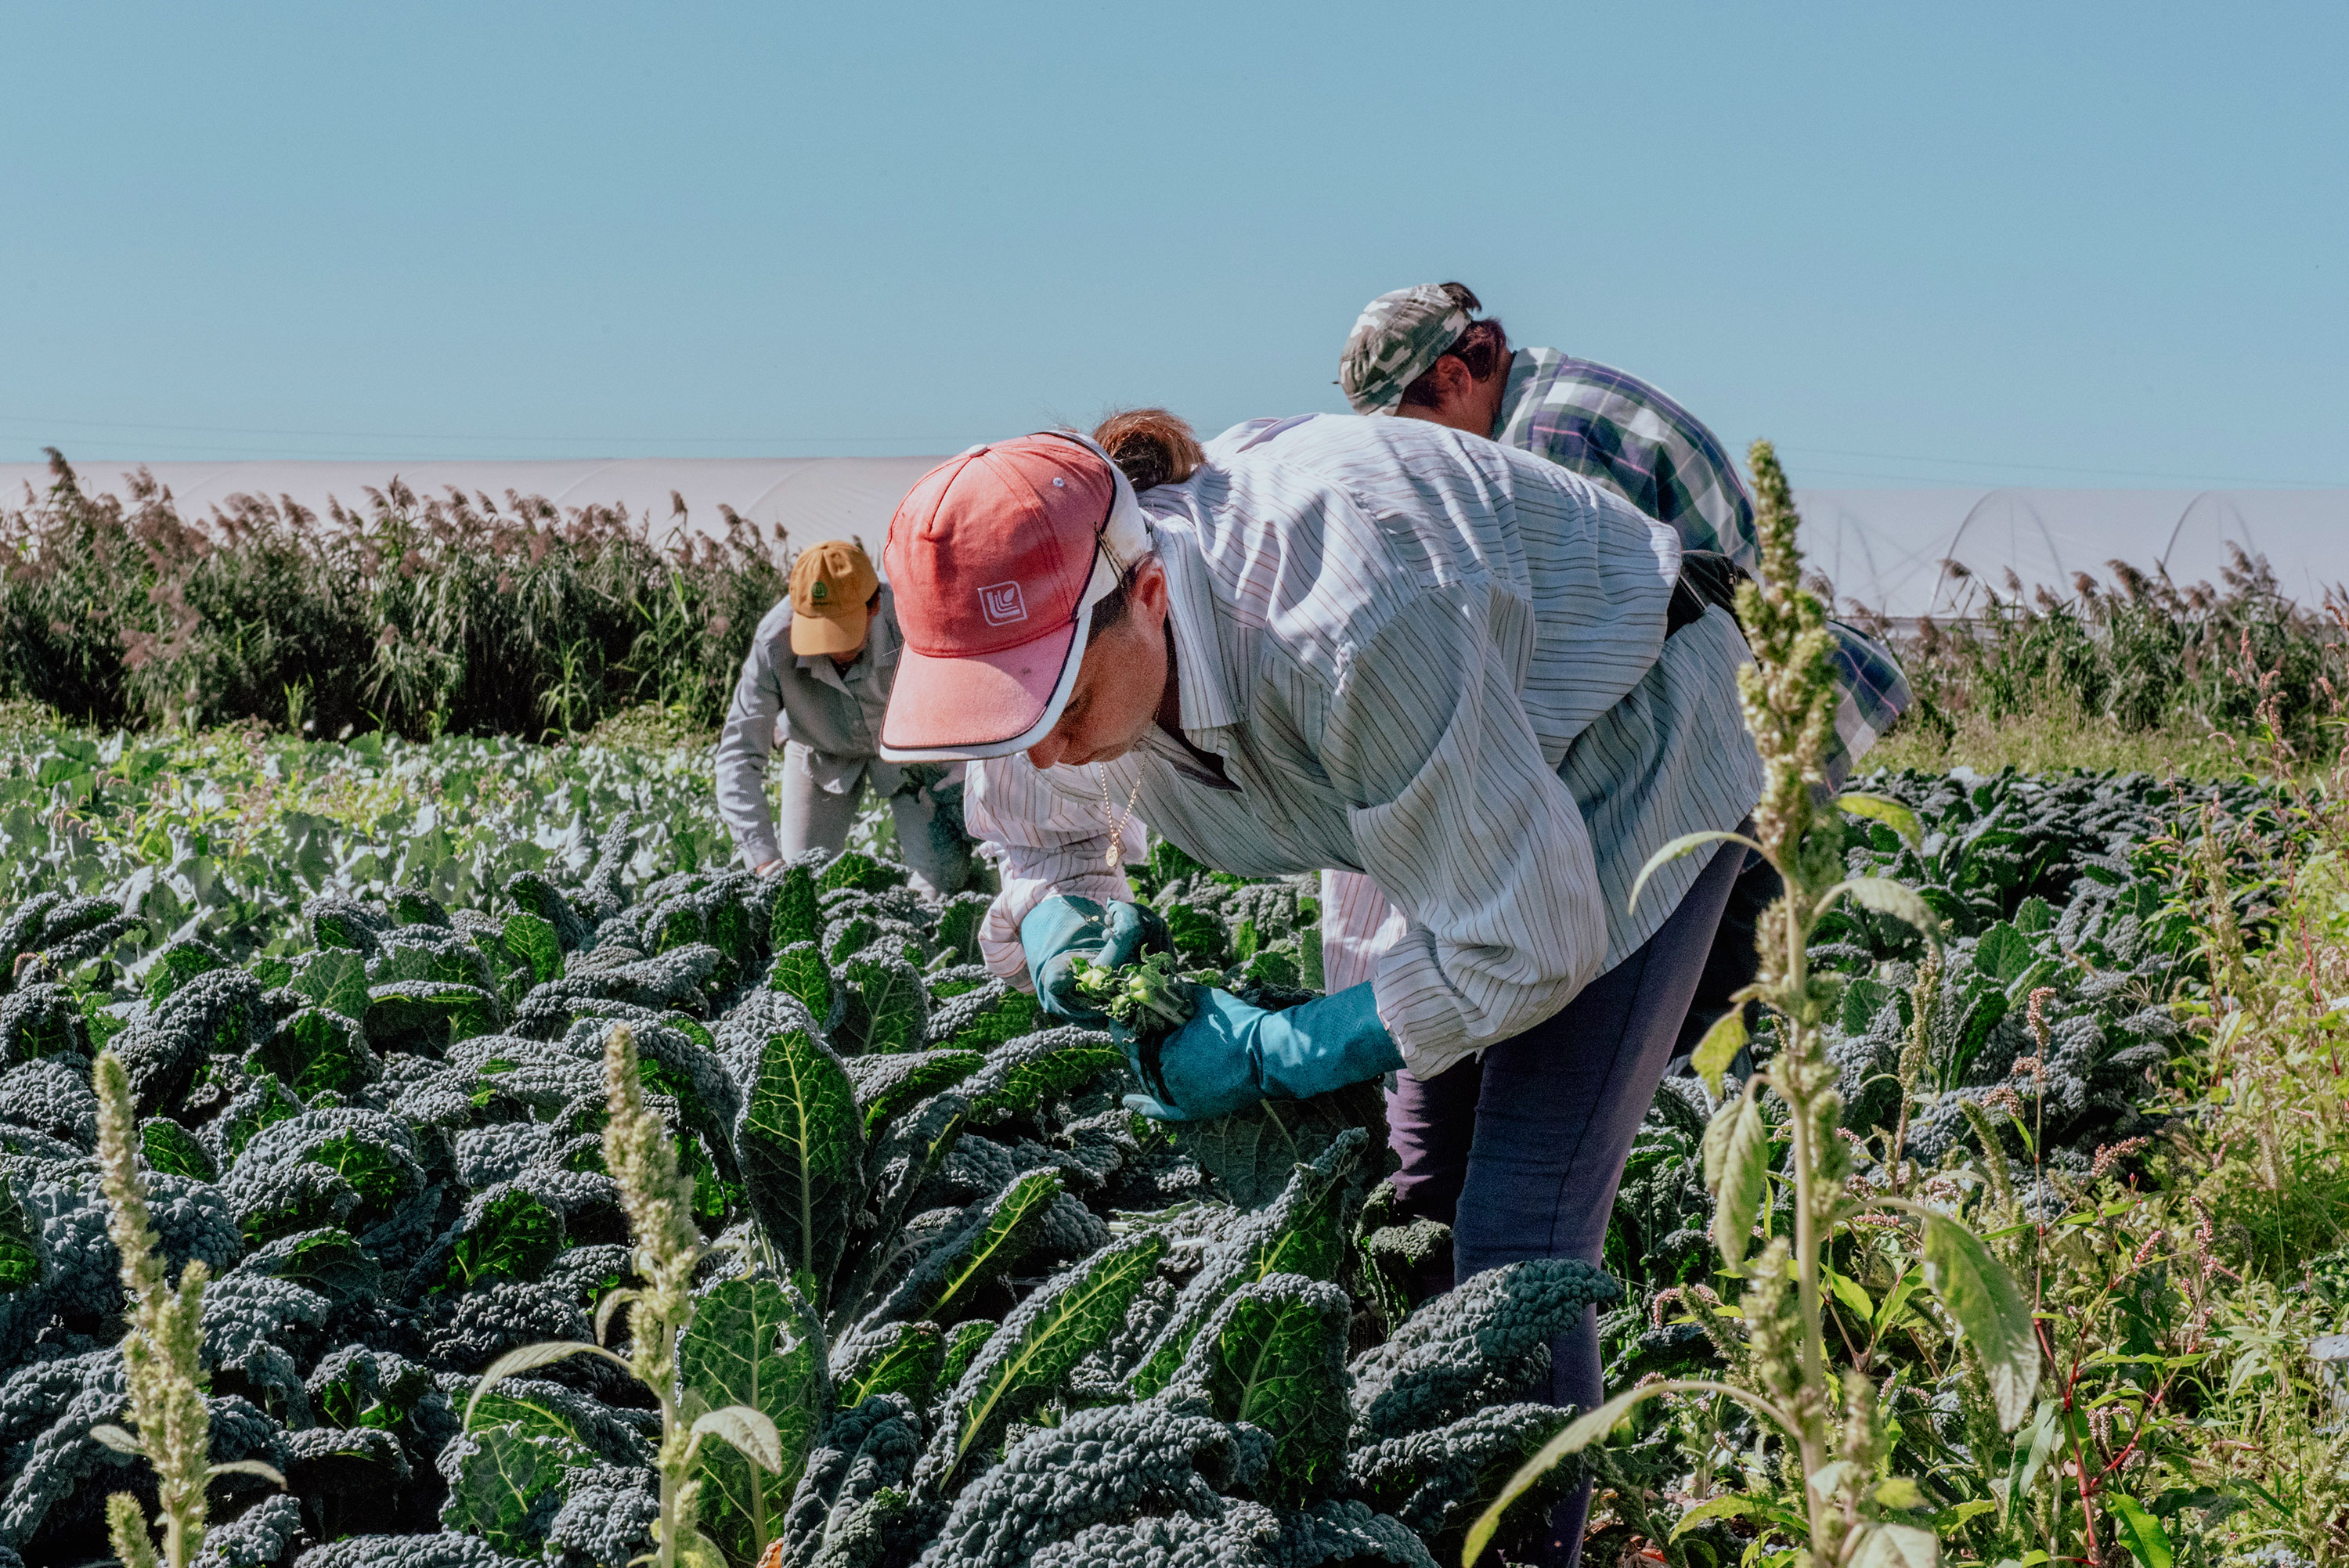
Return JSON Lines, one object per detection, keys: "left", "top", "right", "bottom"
{"left": 1338, "top": 284, "right": 1474, "bottom": 415}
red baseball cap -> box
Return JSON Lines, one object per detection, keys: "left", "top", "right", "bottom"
{"left": 880, "top": 431, "right": 1155, "bottom": 760}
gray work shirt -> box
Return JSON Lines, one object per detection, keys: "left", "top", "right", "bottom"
{"left": 713, "top": 586, "right": 904, "bottom": 868}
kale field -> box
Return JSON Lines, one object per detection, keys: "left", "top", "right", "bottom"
{"left": 0, "top": 716, "right": 2337, "bottom": 1568}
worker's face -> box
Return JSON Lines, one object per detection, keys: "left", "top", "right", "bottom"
{"left": 828, "top": 591, "right": 882, "bottom": 669}
{"left": 1025, "top": 558, "right": 1170, "bottom": 770}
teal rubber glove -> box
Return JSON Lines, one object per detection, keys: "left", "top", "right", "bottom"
{"left": 1125, "top": 981, "right": 1403, "bottom": 1121}
{"left": 1019, "top": 896, "right": 1168, "bottom": 1022}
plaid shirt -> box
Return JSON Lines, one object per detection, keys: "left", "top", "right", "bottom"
{"left": 1495, "top": 347, "right": 1911, "bottom": 788}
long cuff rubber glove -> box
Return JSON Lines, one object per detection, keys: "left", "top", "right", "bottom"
{"left": 1019, "top": 896, "right": 1168, "bottom": 1022}
{"left": 1125, "top": 981, "right": 1403, "bottom": 1121}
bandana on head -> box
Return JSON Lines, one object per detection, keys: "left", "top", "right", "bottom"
{"left": 1338, "top": 284, "right": 1473, "bottom": 415}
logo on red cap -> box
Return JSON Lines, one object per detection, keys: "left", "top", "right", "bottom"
{"left": 978, "top": 582, "right": 1028, "bottom": 626}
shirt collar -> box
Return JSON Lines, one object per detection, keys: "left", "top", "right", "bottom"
{"left": 1153, "top": 524, "right": 1239, "bottom": 735}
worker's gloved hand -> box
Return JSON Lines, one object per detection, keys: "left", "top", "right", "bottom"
{"left": 1019, "top": 896, "right": 1169, "bottom": 1022}
{"left": 1125, "top": 982, "right": 1403, "bottom": 1122}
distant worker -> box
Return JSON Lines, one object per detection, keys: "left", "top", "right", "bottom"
{"left": 714, "top": 539, "right": 984, "bottom": 892}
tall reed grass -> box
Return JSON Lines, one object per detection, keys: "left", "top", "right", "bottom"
{"left": 1864, "top": 546, "right": 2347, "bottom": 767}
{"left": 0, "top": 449, "right": 788, "bottom": 741}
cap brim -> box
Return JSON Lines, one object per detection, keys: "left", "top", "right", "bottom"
{"left": 790, "top": 608, "right": 868, "bottom": 655}
{"left": 879, "top": 553, "right": 1117, "bottom": 762}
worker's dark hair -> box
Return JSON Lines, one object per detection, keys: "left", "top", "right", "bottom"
{"left": 1398, "top": 283, "right": 1509, "bottom": 409}
{"left": 1081, "top": 409, "right": 1197, "bottom": 643}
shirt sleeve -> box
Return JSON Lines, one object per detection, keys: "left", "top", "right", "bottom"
{"left": 1820, "top": 619, "right": 1914, "bottom": 791}
{"left": 714, "top": 618, "right": 789, "bottom": 870}
{"left": 1322, "top": 589, "right": 1610, "bottom": 1078}
{"left": 965, "top": 753, "right": 1144, "bottom": 989}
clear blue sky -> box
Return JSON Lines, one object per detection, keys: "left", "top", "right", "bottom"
{"left": 3, "top": 2, "right": 2341, "bottom": 488}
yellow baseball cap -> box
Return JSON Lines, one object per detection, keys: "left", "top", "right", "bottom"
{"left": 788, "top": 540, "right": 880, "bottom": 655}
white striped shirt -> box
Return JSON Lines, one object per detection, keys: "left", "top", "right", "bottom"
{"left": 965, "top": 414, "right": 1764, "bottom": 1077}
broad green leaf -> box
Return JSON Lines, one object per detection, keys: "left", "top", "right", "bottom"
{"left": 1976, "top": 923, "right": 2034, "bottom": 986}
{"left": 888, "top": 1170, "right": 1063, "bottom": 1326}
{"left": 1629, "top": 830, "right": 1763, "bottom": 914}
{"left": 1178, "top": 1271, "right": 1349, "bottom": 1506}
{"left": 843, "top": 954, "right": 928, "bottom": 1054}
{"left": 770, "top": 864, "right": 821, "bottom": 948}
{"left": 1128, "top": 1129, "right": 1365, "bottom": 1400}
{"left": 292, "top": 949, "right": 371, "bottom": 1022}
{"left": 216, "top": 1077, "right": 306, "bottom": 1168}
{"left": 692, "top": 1405, "right": 783, "bottom": 1472}
{"left": 1836, "top": 878, "right": 1943, "bottom": 943}
{"left": 2105, "top": 1494, "right": 2172, "bottom": 1568}
{"left": 247, "top": 957, "right": 294, "bottom": 990}
{"left": 1848, "top": 1523, "right": 1939, "bottom": 1568}
{"left": 964, "top": 1033, "right": 1126, "bottom": 1119}
{"left": 2013, "top": 896, "right": 2055, "bottom": 935}
{"left": 501, "top": 912, "right": 565, "bottom": 988}
{"left": 1920, "top": 1212, "right": 2040, "bottom": 1429}
{"left": 0, "top": 1180, "right": 37, "bottom": 1292}
{"left": 768, "top": 942, "right": 832, "bottom": 1019}
{"left": 2006, "top": 1400, "right": 2061, "bottom": 1526}
{"left": 1690, "top": 1010, "right": 1745, "bottom": 1094}
{"left": 139, "top": 1118, "right": 218, "bottom": 1183}
{"left": 942, "top": 1320, "right": 995, "bottom": 1387}
{"left": 1838, "top": 791, "right": 1925, "bottom": 847}
{"left": 835, "top": 1321, "right": 944, "bottom": 1410}
{"left": 1668, "top": 1493, "right": 1808, "bottom": 1541}
{"left": 252, "top": 1007, "right": 374, "bottom": 1096}
{"left": 681, "top": 1278, "right": 824, "bottom": 1563}
{"left": 1933, "top": 1500, "right": 1997, "bottom": 1533}
{"left": 1177, "top": 1080, "right": 1382, "bottom": 1209}
{"left": 1875, "top": 1264, "right": 1921, "bottom": 1333}
{"left": 932, "top": 988, "right": 1044, "bottom": 1054}
{"left": 818, "top": 851, "right": 900, "bottom": 895}
{"left": 1840, "top": 976, "right": 1894, "bottom": 1035}
{"left": 364, "top": 981, "right": 501, "bottom": 1048}
{"left": 847, "top": 1049, "right": 983, "bottom": 1136}
{"left": 1707, "top": 1092, "right": 1770, "bottom": 1271}
{"left": 394, "top": 891, "right": 451, "bottom": 928}
{"left": 933, "top": 893, "right": 991, "bottom": 968}
{"left": 1826, "top": 1267, "right": 1874, "bottom": 1323}
{"left": 737, "top": 1029, "right": 862, "bottom": 1296}
{"left": 445, "top": 1425, "right": 598, "bottom": 1557}
{"left": 465, "top": 1380, "right": 594, "bottom": 1444}
{"left": 435, "top": 1187, "right": 563, "bottom": 1295}
{"left": 933, "top": 1232, "right": 1167, "bottom": 1480}
{"left": 144, "top": 940, "right": 227, "bottom": 1007}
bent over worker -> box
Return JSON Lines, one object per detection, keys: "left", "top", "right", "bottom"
{"left": 875, "top": 410, "right": 1765, "bottom": 1568}
{"left": 1326, "top": 283, "right": 1915, "bottom": 1080}
{"left": 713, "top": 539, "right": 983, "bottom": 893}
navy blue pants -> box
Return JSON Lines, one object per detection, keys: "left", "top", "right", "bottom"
{"left": 1384, "top": 836, "right": 1746, "bottom": 1567}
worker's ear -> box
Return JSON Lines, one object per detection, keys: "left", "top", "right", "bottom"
{"left": 1127, "top": 557, "right": 1171, "bottom": 627}
{"left": 1428, "top": 354, "right": 1476, "bottom": 405}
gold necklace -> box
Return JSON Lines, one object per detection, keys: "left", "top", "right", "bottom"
{"left": 1094, "top": 764, "right": 1141, "bottom": 870}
